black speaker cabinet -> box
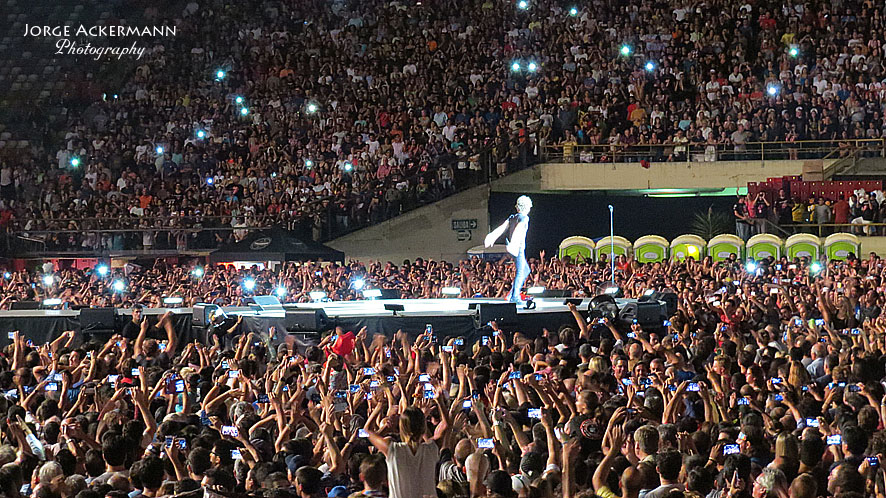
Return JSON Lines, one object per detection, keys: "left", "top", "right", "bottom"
{"left": 79, "top": 307, "right": 117, "bottom": 332}
{"left": 617, "top": 301, "right": 666, "bottom": 328}
{"left": 284, "top": 309, "right": 330, "bottom": 332}
{"left": 475, "top": 303, "right": 518, "bottom": 326}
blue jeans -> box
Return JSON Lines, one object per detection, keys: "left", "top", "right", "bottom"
{"left": 507, "top": 251, "right": 530, "bottom": 303}
{"left": 736, "top": 222, "right": 751, "bottom": 242}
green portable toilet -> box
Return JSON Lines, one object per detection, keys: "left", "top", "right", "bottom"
{"left": 824, "top": 233, "right": 860, "bottom": 261}
{"left": 596, "top": 236, "right": 631, "bottom": 259}
{"left": 633, "top": 235, "right": 669, "bottom": 263}
{"left": 557, "top": 236, "right": 595, "bottom": 263}
{"left": 670, "top": 234, "right": 706, "bottom": 261}
{"left": 708, "top": 234, "right": 744, "bottom": 262}
{"left": 746, "top": 234, "right": 783, "bottom": 260}
{"left": 785, "top": 233, "right": 821, "bottom": 260}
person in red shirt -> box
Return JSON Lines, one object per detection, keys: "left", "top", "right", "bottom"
{"left": 833, "top": 193, "right": 850, "bottom": 226}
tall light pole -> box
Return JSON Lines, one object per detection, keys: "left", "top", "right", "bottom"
{"left": 608, "top": 205, "right": 615, "bottom": 280}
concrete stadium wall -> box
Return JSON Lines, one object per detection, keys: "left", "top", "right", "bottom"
{"left": 327, "top": 185, "right": 491, "bottom": 263}
{"left": 493, "top": 159, "right": 835, "bottom": 192}
{"left": 861, "top": 237, "right": 886, "bottom": 257}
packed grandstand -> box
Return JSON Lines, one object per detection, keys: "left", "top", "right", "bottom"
{"left": 2, "top": 1, "right": 886, "bottom": 498}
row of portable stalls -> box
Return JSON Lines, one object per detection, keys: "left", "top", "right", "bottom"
{"left": 557, "top": 233, "right": 863, "bottom": 263}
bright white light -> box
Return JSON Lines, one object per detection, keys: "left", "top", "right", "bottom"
{"left": 305, "top": 159, "right": 313, "bottom": 168}
{"left": 240, "top": 107, "right": 249, "bottom": 116}
{"left": 192, "top": 267, "right": 204, "bottom": 278}
{"left": 206, "top": 177, "right": 214, "bottom": 185}
{"left": 275, "top": 286, "right": 288, "bottom": 297}
{"left": 527, "top": 286, "right": 545, "bottom": 295}
{"left": 645, "top": 61, "right": 655, "bottom": 71}
{"left": 767, "top": 84, "right": 778, "bottom": 96}
{"left": 745, "top": 261, "right": 757, "bottom": 273}
{"left": 112, "top": 280, "right": 125, "bottom": 292}
{"left": 42, "top": 298, "right": 62, "bottom": 306}
{"left": 163, "top": 297, "right": 183, "bottom": 305}
{"left": 517, "top": 0, "right": 528, "bottom": 9}
{"left": 309, "top": 291, "right": 327, "bottom": 301}
{"left": 569, "top": 7, "right": 578, "bottom": 15}
{"left": 352, "top": 279, "right": 365, "bottom": 290}
{"left": 42, "top": 275, "right": 54, "bottom": 286}
{"left": 603, "top": 285, "right": 620, "bottom": 295}
{"left": 156, "top": 146, "right": 164, "bottom": 155}
{"left": 216, "top": 70, "right": 226, "bottom": 79}
{"left": 362, "top": 289, "right": 382, "bottom": 298}
{"left": 243, "top": 278, "right": 256, "bottom": 291}
{"left": 511, "top": 61, "right": 521, "bottom": 72}
{"left": 527, "top": 62, "right": 538, "bottom": 72}
{"left": 442, "top": 287, "right": 461, "bottom": 296}
{"left": 789, "top": 47, "right": 799, "bottom": 57}
{"left": 306, "top": 103, "right": 318, "bottom": 113}
{"left": 620, "top": 45, "right": 631, "bottom": 56}
{"left": 810, "top": 262, "right": 822, "bottom": 274}
{"left": 344, "top": 162, "right": 353, "bottom": 172}
{"left": 96, "top": 265, "right": 109, "bottom": 276}
{"left": 3, "top": 272, "right": 9, "bottom": 279}
{"left": 235, "top": 96, "right": 244, "bottom": 104}
{"left": 643, "top": 289, "right": 655, "bottom": 296}
{"left": 70, "top": 157, "right": 80, "bottom": 167}
{"left": 196, "top": 130, "right": 206, "bottom": 139}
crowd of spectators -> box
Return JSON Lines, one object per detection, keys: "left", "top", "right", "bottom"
{"left": 5, "top": 0, "right": 886, "bottom": 249}
{"left": 1, "top": 250, "right": 886, "bottom": 498}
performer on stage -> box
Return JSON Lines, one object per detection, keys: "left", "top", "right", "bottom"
{"left": 485, "top": 195, "right": 532, "bottom": 303}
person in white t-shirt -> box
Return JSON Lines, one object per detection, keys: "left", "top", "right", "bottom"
{"left": 366, "top": 401, "right": 449, "bottom": 498}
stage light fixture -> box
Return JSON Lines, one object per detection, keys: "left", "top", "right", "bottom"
{"left": 163, "top": 297, "right": 183, "bottom": 305}
{"left": 42, "top": 298, "right": 62, "bottom": 306}
{"left": 309, "top": 291, "right": 327, "bottom": 301}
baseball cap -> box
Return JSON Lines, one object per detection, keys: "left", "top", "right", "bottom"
{"left": 327, "top": 486, "right": 348, "bottom": 498}
{"left": 485, "top": 470, "right": 516, "bottom": 497}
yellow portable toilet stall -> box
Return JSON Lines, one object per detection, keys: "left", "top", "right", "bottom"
{"left": 633, "top": 235, "right": 669, "bottom": 263}
{"left": 785, "top": 234, "right": 821, "bottom": 261}
{"left": 596, "top": 236, "right": 631, "bottom": 259}
{"left": 707, "top": 234, "right": 744, "bottom": 262}
{"left": 746, "top": 234, "right": 783, "bottom": 260}
{"left": 824, "top": 233, "right": 861, "bottom": 261}
{"left": 670, "top": 234, "right": 706, "bottom": 261}
{"left": 557, "top": 236, "right": 595, "bottom": 263}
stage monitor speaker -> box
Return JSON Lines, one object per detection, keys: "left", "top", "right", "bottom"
{"left": 285, "top": 309, "right": 330, "bottom": 332}
{"left": 379, "top": 289, "right": 401, "bottom": 299}
{"left": 617, "top": 301, "right": 666, "bottom": 328}
{"left": 80, "top": 307, "right": 117, "bottom": 332}
{"left": 10, "top": 301, "right": 39, "bottom": 310}
{"left": 541, "top": 289, "right": 571, "bottom": 298}
{"left": 475, "top": 303, "right": 518, "bottom": 326}
{"left": 192, "top": 304, "right": 222, "bottom": 327}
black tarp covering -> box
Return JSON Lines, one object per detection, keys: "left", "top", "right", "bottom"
{"left": 209, "top": 228, "right": 344, "bottom": 263}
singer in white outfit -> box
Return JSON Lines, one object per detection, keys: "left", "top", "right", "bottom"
{"left": 485, "top": 196, "right": 532, "bottom": 303}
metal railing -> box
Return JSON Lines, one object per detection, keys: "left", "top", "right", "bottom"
{"left": 542, "top": 139, "right": 885, "bottom": 164}
{"left": 780, "top": 222, "right": 886, "bottom": 238}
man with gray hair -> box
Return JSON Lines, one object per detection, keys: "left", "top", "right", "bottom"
{"left": 485, "top": 195, "right": 532, "bottom": 303}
